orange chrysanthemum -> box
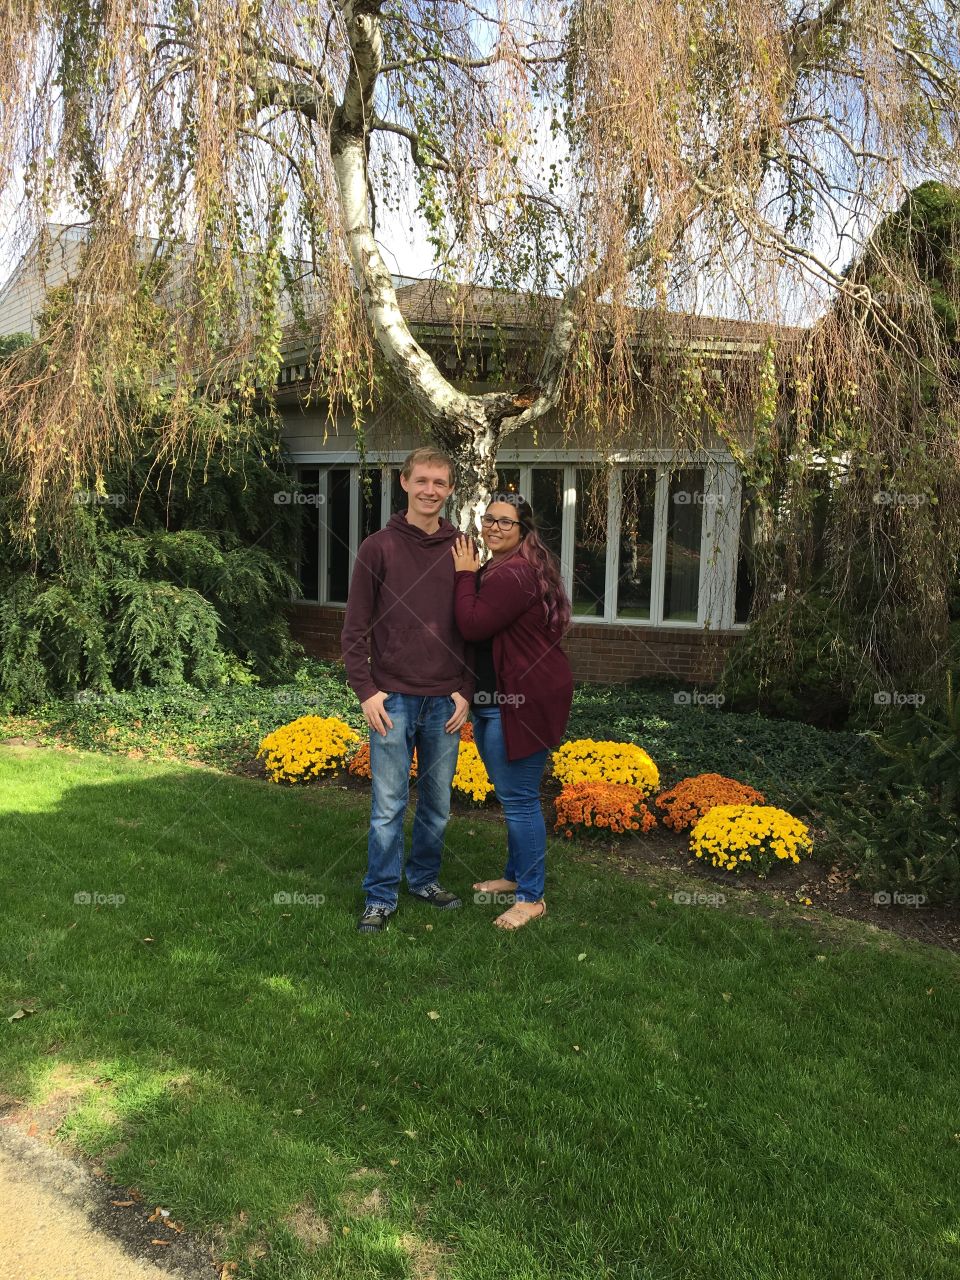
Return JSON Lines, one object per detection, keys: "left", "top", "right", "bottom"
{"left": 554, "top": 782, "right": 657, "bottom": 836}
{"left": 654, "top": 773, "right": 766, "bottom": 831}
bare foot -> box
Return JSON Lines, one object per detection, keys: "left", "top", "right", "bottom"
{"left": 472, "top": 878, "right": 518, "bottom": 893}
{"left": 493, "top": 901, "right": 547, "bottom": 930}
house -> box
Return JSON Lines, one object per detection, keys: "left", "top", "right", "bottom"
{"left": 277, "top": 280, "right": 799, "bottom": 686}
{"left": 0, "top": 230, "right": 799, "bottom": 686}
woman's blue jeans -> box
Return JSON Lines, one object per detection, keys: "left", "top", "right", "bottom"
{"left": 363, "top": 693, "right": 461, "bottom": 910}
{"left": 472, "top": 705, "right": 549, "bottom": 902}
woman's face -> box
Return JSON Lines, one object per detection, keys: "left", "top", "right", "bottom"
{"left": 480, "top": 502, "right": 523, "bottom": 554}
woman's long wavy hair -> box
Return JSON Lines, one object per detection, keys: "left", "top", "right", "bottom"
{"left": 485, "top": 494, "right": 572, "bottom": 635}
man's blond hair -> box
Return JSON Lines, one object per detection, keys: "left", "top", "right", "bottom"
{"left": 401, "top": 447, "right": 456, "bottom": 486}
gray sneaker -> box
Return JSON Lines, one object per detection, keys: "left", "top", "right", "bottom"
{"left": 408, "top": 882, "right": 462, "bottom": 910}
{"left": 357, "top": 904, "right": 395, "bottom": 933}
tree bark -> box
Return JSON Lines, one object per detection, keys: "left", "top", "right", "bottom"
{"left": 328, "top": 0, "right": 517, "bottom": 527}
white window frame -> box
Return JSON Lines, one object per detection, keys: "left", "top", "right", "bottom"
{"left": 291, "top": 449, "right": 748, "bottom": 628}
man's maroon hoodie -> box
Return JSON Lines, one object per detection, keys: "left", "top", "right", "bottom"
{"left": 341, "top": 512, "right": 474, "bottom": 705}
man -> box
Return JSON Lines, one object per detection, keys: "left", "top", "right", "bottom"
{"left": 341, "top": 447, "right": 472, "bottom": 933}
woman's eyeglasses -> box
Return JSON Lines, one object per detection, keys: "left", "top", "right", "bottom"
{"left": 481, "top": 514, "right": 520, "bottom": 530}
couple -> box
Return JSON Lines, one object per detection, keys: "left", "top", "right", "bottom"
{"left": 341, "top": 447, "right": 573, "bottom": 934}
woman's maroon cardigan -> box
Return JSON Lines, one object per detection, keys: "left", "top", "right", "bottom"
{"left": 454, "top": 554, "right": 574, "bottom": 761}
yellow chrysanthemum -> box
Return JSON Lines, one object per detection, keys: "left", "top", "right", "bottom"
{"left": 551, "top": 739, "right": 660, "bottom": 796}
{"left": 452, "top": 741, "right": 494, "bottom": 803}
{"left": 689, "top": 804, "right": 812, "bottom": 875}
{"left": 257, "top": 715, "right": 361, "bottom": 784}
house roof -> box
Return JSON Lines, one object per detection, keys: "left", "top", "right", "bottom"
{"left": 275, "top": 277, "right": 806, "bottom": 386}
{"left": 392, "top": 277, "right": 805, "bottom": 348}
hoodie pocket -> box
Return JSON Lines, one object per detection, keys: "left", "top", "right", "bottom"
{"left": 379, "top": 625, "right": 461, "bottom": 683}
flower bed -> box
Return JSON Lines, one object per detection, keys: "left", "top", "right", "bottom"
{"left": 555, "top": 782, "right": 657, "bottom": 836}
{"left": 257, "top": 715, "right": 361, "bottom": 784}
{"left": 552, "top": 739, "right": 660, "bottom": 795}
{"left": 689, "top": 804, "right": 813, "bottom": 874}
{"left": 655, "top": 773, "right": 766, "bottom": 831}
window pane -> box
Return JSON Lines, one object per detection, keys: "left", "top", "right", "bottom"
{"left": 358, "top": 467, "right": 383, "bottom": 541}
{"left": 617, "top": 468, "right": 656, "bottom": 618}
{"left": 297, "top": 467, "right": 320, "bottom": 601}
{"left": 530, "top": 468, "right": 563, "bottom": 560}
{"left": 326, "top": 468, "right": 351, "bottom": 603}
{"left": 573, "top": 468, "right": 607, "bottom": 616}
{"left": 663, "top": 469, "right": 704, "bottom": 622}
{"left": 734, "top": 483, "right": 756, "bottom": 624}
{"left": 494, "top": 467, "right": 521, "bottom": 497}
{"left": 389, "top": 468, "right": 404, "bottom": 514}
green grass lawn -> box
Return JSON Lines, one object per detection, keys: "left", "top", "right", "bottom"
{"left": 1, "top": 744, "right": 958, "bottom": 1280}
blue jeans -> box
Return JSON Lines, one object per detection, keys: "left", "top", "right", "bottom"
{"left": 363, "top": 693, "right": 461, "bottom": 910}
{"left": 472, "top": 705, "right": 549, "bottom": 902}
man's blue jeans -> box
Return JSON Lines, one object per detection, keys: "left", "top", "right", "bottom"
{"left": 363, "top": 693, "right": 461, "bottom": 910}
{"left": 472, "top": 705, "right": 549, "bottom": 902}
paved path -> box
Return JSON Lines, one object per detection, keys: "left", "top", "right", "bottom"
{"left": 0, "top": 1125, "right": 211, "bottom": 1280}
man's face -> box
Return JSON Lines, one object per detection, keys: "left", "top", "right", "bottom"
{"left": 400, "top": 463, "right": 453, "bottom": 519}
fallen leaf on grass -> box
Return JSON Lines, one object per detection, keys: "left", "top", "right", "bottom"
{"left": 7, "top": 1007, "right": 36, "bottom": 1022}
{"left": 577, "top": 953, "right": 587, "bottom": 962}
{"left": 426, "top": 1010, "right": 441, "bottom": 1021}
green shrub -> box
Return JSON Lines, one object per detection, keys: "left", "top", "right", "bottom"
{"left": 0, "top": 412, "right": 306, "bottom": 710}
{"left": 717, "top": 592, "right": 874, "bottom": 729}
{"left": 820, "top": 674, "right": 960, "bottom": 904}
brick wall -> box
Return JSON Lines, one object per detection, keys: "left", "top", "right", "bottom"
{"left": 562, "top": 623, "right": 736, "bottom": 685}
{"left": 288, "top": 603, "right": 738, "bottom": 687}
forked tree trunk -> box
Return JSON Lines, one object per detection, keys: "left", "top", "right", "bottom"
{"left": 329, "top": 1, "right": 552, "bottom": 529}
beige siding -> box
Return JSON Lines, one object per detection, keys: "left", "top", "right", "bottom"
{"left": 277, "top": 399, "right": 751, "bottom": 459}
{"left": 0, "top": 233, "right": 87, "bottom": 337}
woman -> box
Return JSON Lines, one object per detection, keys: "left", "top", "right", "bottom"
{"left": 451, "top": 495, "right": 573, "bottom": 930}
